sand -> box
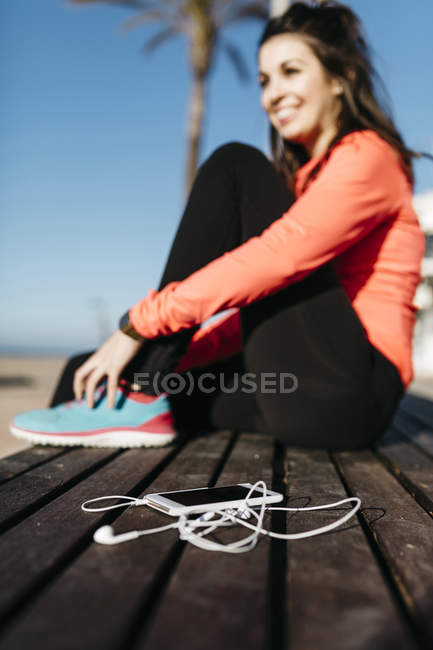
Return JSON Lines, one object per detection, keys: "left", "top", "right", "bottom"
{"left": 0, "top": 356, "right": 67, "bottom": 459}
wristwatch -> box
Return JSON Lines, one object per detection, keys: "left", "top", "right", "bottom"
{"left": 119, "top": 311, "right": 146, "bottom": 342}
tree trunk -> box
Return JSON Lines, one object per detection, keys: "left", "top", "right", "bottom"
{"left": 185, "top": 73, "right": 206, "bottom": 196}
{"left": 270, "top": 0, "right": 290, "bottom": 17}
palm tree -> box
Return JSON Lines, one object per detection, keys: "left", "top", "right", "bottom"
{"left": 70, "top": 0, "right": 270, "bottom": 192}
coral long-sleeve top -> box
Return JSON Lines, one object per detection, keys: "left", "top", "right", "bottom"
{"left": 130, "top": 130, "right": 425, "bottom": 388}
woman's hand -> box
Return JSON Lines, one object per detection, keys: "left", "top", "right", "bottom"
{"left": 73, "top": 330, "right": 143, "bottom": 409}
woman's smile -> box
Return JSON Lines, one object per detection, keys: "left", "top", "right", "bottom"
{"left": 274, "top": 104, "right": 301, "bottom": 126}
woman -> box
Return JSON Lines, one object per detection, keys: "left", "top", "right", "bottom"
{"left": 11, "top": 1, "right": 425, "bottom": 450}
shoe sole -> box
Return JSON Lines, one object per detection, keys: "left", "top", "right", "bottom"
{"left": 10, "top": 425, "right": 176, "bottom": 449}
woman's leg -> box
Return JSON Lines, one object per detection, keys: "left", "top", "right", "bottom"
{"left": 122, "top": 142, "right": 294, "bottom": 387}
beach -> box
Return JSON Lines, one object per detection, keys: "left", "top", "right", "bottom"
{"left": 0, "top": 356, "right": 66, "bottom": 459}
{"left": 1, "top": 355, "right": 433, "bottom": 460}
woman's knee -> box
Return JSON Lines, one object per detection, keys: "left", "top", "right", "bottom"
{"left": 203, "top": 141, "right": 293, "bottom": 217}
{"left": 205, "top": 142, "right": 269, "bottom": 175}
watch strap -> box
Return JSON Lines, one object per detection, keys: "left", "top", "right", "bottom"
{"left": 119, "top": 311, "right": 145, "bottom": 342}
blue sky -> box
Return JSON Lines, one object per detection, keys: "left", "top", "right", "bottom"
{"left": 1, "top": 0, "right": 433, "bottom": 355}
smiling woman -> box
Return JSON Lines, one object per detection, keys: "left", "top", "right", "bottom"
{"left": 10, "top": 1, "right": 425, "bottom": 451}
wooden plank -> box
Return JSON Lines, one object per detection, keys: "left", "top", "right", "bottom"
{"left": 140, "top": 432, "right": 279, "bottom": 650}
{"left": 0, "top": 444, "right": 174, "bottom": 631}
{"left": 0, "top": 448, "right": 120, "bottom": 533}
{"left": 283, "top": 448, "right": 416, "bottom": 650}
{"left": 333, "top": 449, "right": 433, "bottom": 649}
{"left": 375, "top": 428, "right": 433, "bottom": 516}
{"left": 0, "top": 446, "right": 66, "bottom": 486}
{"left": 0, "top": 432, "right": 233, "bottom": 650}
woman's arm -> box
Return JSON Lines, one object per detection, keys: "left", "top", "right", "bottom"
{"left": 130, "top": 131, "right": 406, "bottom": 339}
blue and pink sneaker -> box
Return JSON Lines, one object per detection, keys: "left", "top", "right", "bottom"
{"left": 9, "top": 382, "right": 177, "bottom": 448}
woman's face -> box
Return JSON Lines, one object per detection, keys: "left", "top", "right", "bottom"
{"left": 258, "top": 34, "right": 343, "bottom": 158}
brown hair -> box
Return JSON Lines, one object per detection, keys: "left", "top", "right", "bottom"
{"left": 259, "top": 1, "right": 425, "bottom": 191}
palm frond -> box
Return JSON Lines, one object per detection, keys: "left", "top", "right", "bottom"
{"left": 212, "top": 0, "right": 236, "bottom": 28}
{"left": 120, "top": 9, "right": 171, "bottom": 33}
{"left": 223, "top": 1, "right": 269, "bottom": 26}
{"left": 142, "top": 25, "right": 179, "bottom": 52}
{"left": 70, "top": 0, "right": 151, "bottom": 9}
{"left": 221, "top": 38, "right": 250, "bottom": 82}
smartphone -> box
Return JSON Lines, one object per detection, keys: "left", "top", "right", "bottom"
{"left": 145, "top": 483, "right": 283, "bottom": 516}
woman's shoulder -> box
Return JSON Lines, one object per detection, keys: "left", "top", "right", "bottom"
{"left": 296, "top": 129, "right": 410, "bottom": 199}
{"left": 323, "top": 129, "right": 409, "bottom": 190}
{"left": 331, "top": 129, "right": 402, "bottom": 169}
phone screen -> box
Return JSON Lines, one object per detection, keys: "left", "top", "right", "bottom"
{"left": 159, "top": 485, "right": 265, "bottom": 506}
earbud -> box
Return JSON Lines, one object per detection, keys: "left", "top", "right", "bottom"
{"left": 93, "top": 525, "right": 139, "bottom": 545}
{"left": 94, "top": 525, "right": 114, "bottom": 544}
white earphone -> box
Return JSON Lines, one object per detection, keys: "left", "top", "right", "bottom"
{"left": 93, "top": 523, "right": 178, "bottom": 545}
{"left": 83, "top": 481, "right": 361, "bottom": 554}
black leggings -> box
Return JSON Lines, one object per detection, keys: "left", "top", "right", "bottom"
{"left": 51, "top": 143, "right": 405, "bottom": 450}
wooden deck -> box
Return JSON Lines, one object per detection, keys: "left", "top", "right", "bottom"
{"left": 0, "top": 392, "right": 432, "bottom": 650}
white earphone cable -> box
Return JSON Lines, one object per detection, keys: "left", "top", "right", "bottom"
{"left": 82, "top": 480, "right": 361, "bottom": 553}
